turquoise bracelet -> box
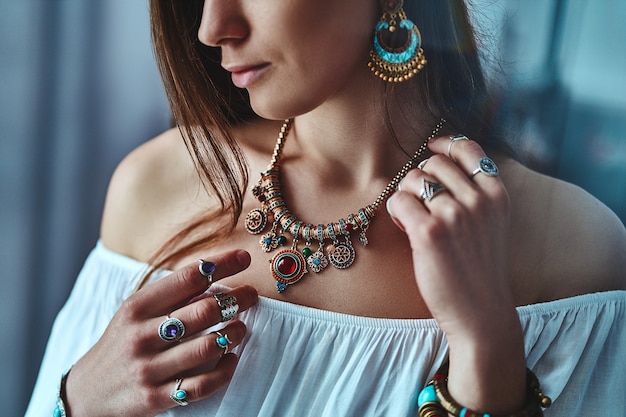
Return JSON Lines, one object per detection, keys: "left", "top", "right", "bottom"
{"left": 53, "top": 368, "right": 72, "bottom": 417}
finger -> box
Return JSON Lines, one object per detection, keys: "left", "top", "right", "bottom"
{"left": 396, "top": 168, "right": 448, "bottom": 208}
{"left": 424, "top": 137, "right": 509, "bottom": 214}
{"left": 151, "top": 320, "right": 247, "bottom": 381}
{"left": 386, "top": 188, "right": 430, "bottom": 238}
{"left": 429, "top": 135, "right": 491, "bottom": 177}
{"left": 158, "top": 353, "right": 238, "bottom": 410}
{"left": 419, "top": 154, "right": 478, "bottom": 205}
{"left": 160, "top": 285, "right": 257, "bottom": 340}
{"left": 428, "top": 136, "right": 505, "bottom": 197}
{"left": 429, "top": 134, "right": 475, "bottom": 163}
{"left": 127, "top": 249, "right": 252, "bottom": 319}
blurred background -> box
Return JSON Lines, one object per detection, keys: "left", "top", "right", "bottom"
{"left": 1, "top": 1, "right": 624, "bottom": 415}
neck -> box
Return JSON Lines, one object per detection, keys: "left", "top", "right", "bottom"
{"left": 283, "top": 89, "right": 438, "bottom": 189}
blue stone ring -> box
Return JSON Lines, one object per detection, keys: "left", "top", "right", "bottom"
{"left": 472, "top": 157, "right": 499, "bottom": 177}
{"left": 158, "top": 316, "right": 185, "bottom": 342}
{"left": 198, "top": 259, "right": 216, "bottom": 286}
{"left": 170, "top": 378, "right": 189, "bottom": 406}
{"left": 214, "top": 331, "right": 232, "bottom": 355}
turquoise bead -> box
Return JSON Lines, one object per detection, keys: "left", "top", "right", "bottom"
{"left": 417, "top": 384, "right": 437, "bottom": 406}
{"left": 218, "top": 336, "right": 228, "bottom": 346}
{"left": 53, "top": 406, "right": 62, "bottom": 417}
{"left": 175, "top": 390, "right": 187, "bottom": 400}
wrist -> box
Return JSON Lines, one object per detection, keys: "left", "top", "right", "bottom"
{"left": 53, "top": 367, "right": 73, "bottom": 417}
{"left": 446, "top": 317, "right": 526, "bottom": 413}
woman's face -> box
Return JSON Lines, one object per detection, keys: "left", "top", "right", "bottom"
{"left": 198, "top": 0, "right": 378, "bottom": 119}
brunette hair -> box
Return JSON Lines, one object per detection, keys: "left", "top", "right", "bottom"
{"left": 141, "top": 0, "right": 500, "bottom": 283}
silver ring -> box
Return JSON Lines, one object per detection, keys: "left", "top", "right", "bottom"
{"left": 419, "top": 178, "right": 446, "bottom": 202}
{"left": 170, "top": 378, "right": 189, "bottom": 406}
{"left": 417, "top": 158, "right": 429, "bottom": 170}
{"left": 471, "top": 157, "right": 499, "bottom": 177}
{"left": 214, "top": 331, "right": 232, "bottom": 355}
{"left": 447, "top": 134, "right": 469, "bottom": 161}
{"left": 198, "top": 259, "right": 216, "bottom": 286}
{"left": 214, "top": 293, "right": 239, "bottom": 322}
{"left": 158, "top": 317, "right": 185, "bottom": 342}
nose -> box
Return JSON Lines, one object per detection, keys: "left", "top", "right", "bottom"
{"left": 198, "top": 0, "right": 248, "bottom": 47}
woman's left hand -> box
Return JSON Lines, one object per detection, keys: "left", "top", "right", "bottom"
{"left": 386, "top": 135, "right": 526, "bottom": 413}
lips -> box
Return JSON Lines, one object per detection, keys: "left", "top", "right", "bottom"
{"left": 224, "top": 63, "right": 270, "bottom": 89}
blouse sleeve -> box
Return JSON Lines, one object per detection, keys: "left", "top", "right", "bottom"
{"left": 25, "top": 242, "right": 155, "bottom": 417}
{"left": 517, "top": 291, "right": 626, "bottom": 415}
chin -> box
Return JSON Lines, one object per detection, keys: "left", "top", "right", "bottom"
{"left": 248, "top": 93, "right": 323, "bottom": 121}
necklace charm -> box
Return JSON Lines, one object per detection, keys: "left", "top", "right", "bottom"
{"left": 259, "top": 231, "right": 279, "bottom": 252}
{"left": 270, "top": 249, "right": 308, "bottom": 292}
{"left": 307, "top": 247, "right": 329, "bottom": 273}
{"left": 328, "top": 240, "right": 356, "bottom": 269}
{"left": 245, "top": 208, "right": 267, "bottom": 234}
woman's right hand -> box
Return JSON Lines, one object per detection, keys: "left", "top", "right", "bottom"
{"left": 64, "top": 249, "right": 258, "bottom": 417}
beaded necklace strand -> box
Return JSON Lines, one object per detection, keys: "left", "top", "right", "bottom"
{"left": 245, "top": 118, "right": 446, "bottom": 292}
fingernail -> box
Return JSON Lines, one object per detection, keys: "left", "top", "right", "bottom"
{"left": 386, "top": 197, "right": 394, "bottom": 216}
{"left": 386, "top": 197, "right": 406, "bottom": 232}
{"left": 236, "top": 250, "right": 251, "bottom": 267}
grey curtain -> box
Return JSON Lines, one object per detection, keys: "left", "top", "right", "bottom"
{"left": 0, "top": 1, "right": 170, "bottom": 415}
{"left": 1, "top": 1, "right": 624, "bottom": 416}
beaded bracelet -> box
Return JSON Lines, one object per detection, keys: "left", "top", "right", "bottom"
{"left": 53, "top": 368, "right": 72, "bottom": 417}
{"left": 417, "top": 362, "right": 551, "bottom": 417}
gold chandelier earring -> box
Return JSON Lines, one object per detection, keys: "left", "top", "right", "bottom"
{"left": 368, "top": 0, "right": 427, "bottom": 82}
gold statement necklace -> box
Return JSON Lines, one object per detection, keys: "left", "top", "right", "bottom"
{"left": 245, "top": 118, "right": 446, "bottom": 292}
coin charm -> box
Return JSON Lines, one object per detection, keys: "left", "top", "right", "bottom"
{"left": 328, "top": 242, "right": 355, "bottom": 269}
{"left": 245, "top": 209, "right": 267, "bottom": 234}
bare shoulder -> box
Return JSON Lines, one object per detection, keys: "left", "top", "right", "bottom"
{"left": 100, "top": 127, "right": 205, "bottom": 261}
{"left": 99, "top": 118, "right": 281, "bottom": 263}
{"left": 499, "top": 158, "right": 626, "bottom": 302}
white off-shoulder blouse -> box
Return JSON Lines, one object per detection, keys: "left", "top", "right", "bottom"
{"left": 26, "top": 241, "right": 626, "bottom": 416}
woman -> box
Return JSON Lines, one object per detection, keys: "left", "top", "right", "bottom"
{"left": 28, "top": 1, "right": 626, "bottom": 416}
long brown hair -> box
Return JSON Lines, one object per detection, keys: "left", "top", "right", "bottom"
{"left": 140, "top": 0, "right": 500, "bottom": 285}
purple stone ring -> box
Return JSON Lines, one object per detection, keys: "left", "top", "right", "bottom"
{"left": 158, "top": 316, "right": 185, "bottom": 342}
{"left": 198, "top": 259, "right": 216, "bottom": 286}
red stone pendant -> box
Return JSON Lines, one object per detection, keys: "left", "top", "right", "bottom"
{"left": 270, "top": 249, "right": 307, "bottom": 292}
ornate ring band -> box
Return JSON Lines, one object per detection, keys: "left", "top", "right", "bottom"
{"left": 419, "top": 178, "right": 445, "bottom": 202}
{"left": 158, "top": 317, "right": 185, "bottom": 342}
{"left": 170, "top": 378, "right": 189, "bottom": 406}
{"left": 198, "top": 259, "right": 216, "bottom": 286}
{"left": 471, "top": 157, "right": 499, "bottom": 177}
{"left": 214, "top": 293, "right": 239, "bottom": 322}
{"left": 447, "top": 134, "right": 469, "bottom": 162}
{"left": 215, "top": 331, "right": 232, "bottom": 355}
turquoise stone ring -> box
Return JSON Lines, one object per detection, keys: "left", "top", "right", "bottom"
{"left": 170, "top": 378, "right": 189, "bottom": 406}
{"left": 215, "top": 331, "right": 232, "bottom": 355}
